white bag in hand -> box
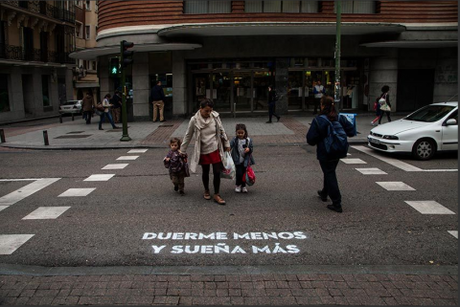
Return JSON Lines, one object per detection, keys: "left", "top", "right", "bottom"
{"left": 220, "top": 152, "right": 236, "bottom": 180}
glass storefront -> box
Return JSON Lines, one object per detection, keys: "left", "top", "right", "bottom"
{"left": 189, "top": 58, "right": 359, "bottom": 115}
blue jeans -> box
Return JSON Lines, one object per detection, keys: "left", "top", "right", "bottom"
{"left": 99, "top": 111, "right": 116, "bottom": 129}
{"left": 319, "top": 159, "right": 341, "bottom": 206}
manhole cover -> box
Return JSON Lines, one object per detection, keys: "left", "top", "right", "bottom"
{"left": 159, "top": 124, "right": 174, "bottom": 127}
{"left": 66, "top": 131, "right": 85, "bottom": 134}
{"left": 54, "top": 135, "right": 91, "bottom": 139}
{"left": 106, "top": 129, "right": 123, "bottom": 132}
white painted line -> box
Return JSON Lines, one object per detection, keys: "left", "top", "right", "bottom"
{"left": 0, "top": 179, "right": 41, "bottom": 182}
{"left": 356, "top": 168, "right": 388, "bottom": 175}
{"left": 0, "top": 234, "right": 34, "bottom": 255}
{"left": 340, "top": 158, "right": 367, "bottom": 164}
{"left": 376, "top": 181, "right": 416, "bottom": 191}
{"left": 0, "top": 178, "right": 61, "bottom": 206}
{"left": 346, "top": 153, "right": 351, "bottom": 156}
{"left": 128, "top": 149, "right": 148, "bottom": 153}
{"left": 0, "top": 206, "right": 7, "bottom": 212}
{"left": 22, "top": 207, "right": 71, "bottom": 220}
{"left": 116, "top": 156, "right": 139, "bottom": 161}
{"left": 58, "top": 188, "right": 95, "bottom": 197}
{"left": 102, "top": 164, "right": 128, "bottom": 170}
{"left": 448, "top": 231, "right": 458, "bottom": 239}
{"left": 352, "top": 146, "right": 457, "bottom": 172}
{"left": 84, "top": 174, "right": 115, "bottom": 182}
{"left": 405, "top": 201, "right": 455, "bottom": 215}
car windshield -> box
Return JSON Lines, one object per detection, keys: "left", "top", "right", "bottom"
{"left": 62, "top": 100, "right": 79, "bottom": 105}
{"left": 405, "top": 105, "right": 455, "bottom": 122}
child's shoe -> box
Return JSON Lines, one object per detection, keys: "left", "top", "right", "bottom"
{"left": 235, "top": 185, "right": 241, "bottom": 193}
{"left": 174, "top": 184, "right": 179, "bottom": 191}
{"left": 179, "top": 190, "right": 185, "bottom": 196}
{"left": 242, "top": 187, "right": 248, "bottom": 193}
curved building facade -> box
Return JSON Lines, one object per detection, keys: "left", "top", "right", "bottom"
{"left": 71, "top": 0, "right": 458, "bottom": 120}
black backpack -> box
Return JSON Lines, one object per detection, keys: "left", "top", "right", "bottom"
{"left": 318, "top": 115, "right": 349, "bottom": 159}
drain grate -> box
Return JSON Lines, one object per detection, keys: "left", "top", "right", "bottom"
{"left": 54, "top": 135, "right": 91, "bottom": 139}
{"left": 159, "top": 124, "right": 174, "bottom": 127}
{"left": 66, "top": 131, "right": 85, "bottom": 134}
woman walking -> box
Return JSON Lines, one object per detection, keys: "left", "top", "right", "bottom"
{"left": 378, "top": 85, "right": 392, "bottom": 124}
{"left": 181, "top": 99, "right": 230, "bottom": 205}
{"left": 99, "top": 94, "right": 120, "bottom": 130}
{"left": 306, "top": 96, "right": 355, "bottom": 213}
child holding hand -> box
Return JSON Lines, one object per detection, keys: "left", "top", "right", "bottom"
{"left": 164, "top": 138, "right": 188, "bottom": 195}
{"left": 230, "top": 124, "right": 255, "bottom": 193}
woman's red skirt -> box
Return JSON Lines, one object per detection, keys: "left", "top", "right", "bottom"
{"left": 199, "top": 149, "right": 221, "bottom": 165}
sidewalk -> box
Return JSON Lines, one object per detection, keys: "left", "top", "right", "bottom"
{"left": 0, "top": 114, "right": 393, "bottom": 150}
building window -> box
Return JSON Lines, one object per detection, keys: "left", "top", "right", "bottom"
{"left": 18, "top": 1, "right": 28, "bottom": 9}
{"left": 85, "top": 0, "right": 91, "bottom": 10}
{"left": 85, "top": 25, "right": 90, "bottom": 39}
{"left": 245, "top": 1, "right": 318, "bottom": 13}
{"left": 42, "top": 76, "right": 50, "bottom": 107}
{"left": 91, "top": 61, "right": 97, "bottom": 71}
{"left": 0, "top": 74, "right": 10, "bottom": 112}
{"left": 184, "top": 1, "right": 231, "bottom": 14}
{"left": 339, "top": 1, "right": 376, "bottom": 14}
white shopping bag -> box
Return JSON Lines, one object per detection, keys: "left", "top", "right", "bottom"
{"left": 220, "top": 152, "right": 236, "bottom": 180}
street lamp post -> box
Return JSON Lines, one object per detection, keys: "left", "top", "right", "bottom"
{"left": 334, "top": 0, "right": 342, "bottom": 110}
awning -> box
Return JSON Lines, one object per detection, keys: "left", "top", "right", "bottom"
{"left": 360, "top": 40, "right": 457, "bottom": 48}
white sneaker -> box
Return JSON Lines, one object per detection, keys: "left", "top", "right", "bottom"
{"left": 242, "top": 187, "right": 248, "bottom": 193}
{"left": 235, "top": 185, "right": 241, "bottom": 193}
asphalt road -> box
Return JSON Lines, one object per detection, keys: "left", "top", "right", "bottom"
{"left": 0, "top": 145, "right": 457, "bottom": 268}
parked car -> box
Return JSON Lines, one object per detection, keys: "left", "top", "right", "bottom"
{"left": 368, "top": 102, "right": 458, "bottom": 160}
{"left": 59, "top": 100, "right": 82, "bottom": 115}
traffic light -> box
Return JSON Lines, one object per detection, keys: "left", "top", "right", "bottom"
{"left": 109, "top": 57, "right": 120, "bottom": 75}
{"left": 120, "top": 40, "right": 134, "bottom": 69}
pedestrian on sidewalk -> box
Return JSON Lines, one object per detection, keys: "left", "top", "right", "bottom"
{"left": 181, "top": 99, "right": 230, "bottom": 205}
{"left": 164, "top": 138, "right": 188, "bottom": 196}
{"left": 81, "top": 92, "right": 94, "bottom": 124}
{"left": 267, "top": 85, "right": 280, "bottom": 123}
{"left": 150, "top": 80, "right": 166, "bottom": 122}
{"left": 313, "top": 80, "right": 326, "bottom": 114}
{"left": 378, "top": 85, "right": 392, "bottom": 124}
{"left": 306, "top": 95, "right": 355, "bottom": 213}
{"left": 230, "top": 123, "right": 255, "bottom": 194}
{"left": 98, "top": 94, "right": 120, "bottom": 130}
{"left": 111, "top": 90, "right": 122, "bottom": 124}
{"left": 371, "top": 96, "right": 382, "bottom": 126}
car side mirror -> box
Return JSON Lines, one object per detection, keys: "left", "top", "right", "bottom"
{"left": 445, "top": 118, "right": 457, "bottom": 126}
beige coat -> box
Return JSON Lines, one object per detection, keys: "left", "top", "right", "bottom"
{"left": 181, "top": 111, "right": 230, "bottom": 173}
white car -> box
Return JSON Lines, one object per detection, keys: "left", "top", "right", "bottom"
{"left": 59, "top": 100, "right": 82, "bottom": 115}
{"left": 368, "top": 102, "right": 458, "bottom": 160}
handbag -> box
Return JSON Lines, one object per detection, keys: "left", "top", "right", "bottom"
{"left": 380, "top": 104, "right": 391, "bottom": 112}
{"left": 242, "top": 155, "right": 255, "bottom": 186}
{"left": 96, "top": 103, "right": 105, "bottom": 112}
{"left": 220, "top": 151, "right": 236, "bottom": 180}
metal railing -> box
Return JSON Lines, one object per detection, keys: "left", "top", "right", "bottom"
{"left": 3, "top": 1, "right": 75, "bottom": 24}
{"left": 0, "top": 44, "right": 74, "bottom": 64}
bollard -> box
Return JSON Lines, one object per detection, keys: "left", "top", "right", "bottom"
{"left": 59, "top": 114, "right": 63, "bottom": 123}
{"left": 43, "top": 130, "right": 49, "bottom": 146}
{"left": 0, "top": 129, "right": 5, "bottom": 143}
{"left": 71, "top": 113, "right": 74, "bottom": 121}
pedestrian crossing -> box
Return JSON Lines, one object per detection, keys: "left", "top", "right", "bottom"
{"left": 0, "top": 149, "right": 149, "bottom": 254}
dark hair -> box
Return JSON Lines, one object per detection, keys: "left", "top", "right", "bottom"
{"left": 104, "top": 93, "right": 111, "bottom": 99}
{"left": 170, "top": 137, "right": 181, "bottom": 149}
{"left": 235, "top": 123, "right": 248, "bottom": 138}
{"left": 200, "top": 98, "right": 214, "bottom": 109}
{"left": 381, "top": 85, "right": 390, "bottom": 93}
{"left": 319, "top": 95, "right": 338, "bottom": 121}
{"left": 156, "top": 80, "right": 161, "bottom": 85}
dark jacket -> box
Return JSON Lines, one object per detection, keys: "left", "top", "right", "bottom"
{"left": 111, "top": 93, "right": 122, "bottom": 109}
{"left": 81, "top": 95, "right": 94, "bottom": 112}
{"left": 150, "top": 85, "right": 165, "bottom": 102}
{"left": 230, "top": 137, "right": 255, "bottom": 167}
{"left": 164, "top": 150, "right": 187, "bottom": 174}
{"left": 268, "top": 90, "right": 277, "bottom": 105}
{"left": 306, "top": 114, "right": 355, "bottom": 161}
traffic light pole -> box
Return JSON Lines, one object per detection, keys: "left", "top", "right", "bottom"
{"left": 120, "top": 41, "right": 131, "bottom": 141}
{"left": 334, "top": 1, "right": 342, "bottom": 111}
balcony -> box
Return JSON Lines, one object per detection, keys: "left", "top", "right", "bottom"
{"left": 3, "top": 1, "right": 75, "bottom": 24}
{"left": 0, "top": 44, "right": 74, "bottom": 64}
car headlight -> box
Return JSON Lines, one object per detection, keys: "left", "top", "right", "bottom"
{"left": 383, "top": 135, "right": 399, "bottom": 140}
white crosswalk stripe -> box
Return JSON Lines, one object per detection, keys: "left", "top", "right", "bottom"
{"left": 84, "top": 174, "right": 115, "bottom": 181}
{"left": 405, "top": 201, "right": 455, "bottom": 215}
{"left": 340, "top": 158, "right": 367, "bottom": 164}
{"left": 117, "top": 156, "right": 139, "bottom": 161}
{"left": 448, "top": 231, "right": 458, "bottom": 239}
{"left": 128, "top": 149, "right": 148, "bottom": 153}
{"left": 102, "top": 164, "right": 128, "bottom": 170}
{"left": 0, "top": 178, "right": 61, "bottom": 206}
{"left": 22, "top": 207, "right": 71, "bottom": 220}
{"left": 0, "top": 234, "right": 34, "bottom": 255}
{"left": 356, "top": 168, "right": 387, "bottom": 175}
{"left": 376, "top": 181, "right": 415, "bottom": 191}
{"left": 58, "top": 188, "right": 95, "bottom": 197}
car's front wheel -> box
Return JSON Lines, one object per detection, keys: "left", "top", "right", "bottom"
{"left": 412, "top": 138, "right": 436, "bottom": 160}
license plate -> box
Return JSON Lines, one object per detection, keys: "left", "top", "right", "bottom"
{"left": 369, "top": 138, "right": 380, "bottom": 145}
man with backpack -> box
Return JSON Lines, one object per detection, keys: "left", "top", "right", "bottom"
{"left": 306, "top": 95, "right": 355, "bottom": 213}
